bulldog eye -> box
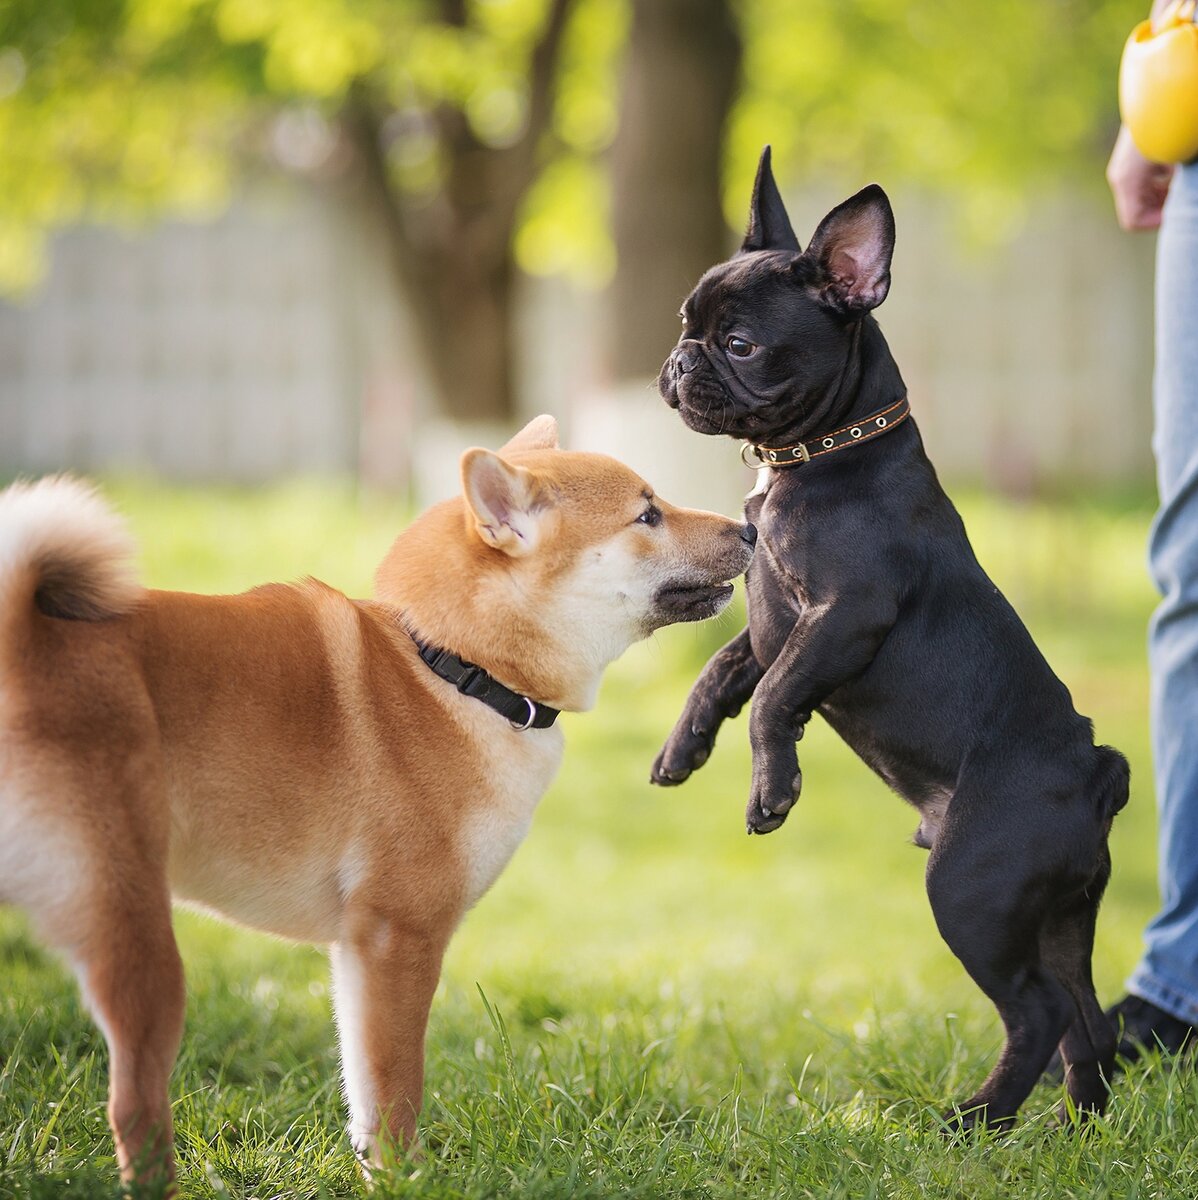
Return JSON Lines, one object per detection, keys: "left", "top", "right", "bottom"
{"left": 636, "top": 505, "right": 662, "bottom": 527}
{"left": 726, "top": 336, "right": 757, "bottom": 358}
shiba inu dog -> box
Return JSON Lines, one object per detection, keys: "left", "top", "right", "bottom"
{"left": 0, "top": 415, "right": 755, "bottom": 1188}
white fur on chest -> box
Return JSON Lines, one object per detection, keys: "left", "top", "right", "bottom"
{"left": 746, "top": 468, "right": 772, "bottom": 501}
{"left": 452, "top": 702, "right": 564, "bottom": 910}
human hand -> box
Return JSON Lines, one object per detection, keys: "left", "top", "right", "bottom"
{"left": 1107, "top": 125, "right": 1175, "bottom": 230}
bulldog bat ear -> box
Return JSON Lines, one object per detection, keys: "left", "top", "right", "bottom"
{"left": 461, "top": 449, "right": 551, "bottom": 557}
{"left": 804, "top": 184, "right": 895, "bottom": 315}
{"left": 498, "top": 414, "right": 560, "bottom": 454}
{"left": 741, "top": 146, "right": 801, "bottom": 254}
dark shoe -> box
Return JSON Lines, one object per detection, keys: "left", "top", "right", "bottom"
{"left": 1109, "top": 994, "right": 1197, "bottom": 1066}
{"left": 1042, "top": 994, "right": 1197, "bottom": 1084}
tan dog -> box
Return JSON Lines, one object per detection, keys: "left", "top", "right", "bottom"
{"left": 0, "top": 416, "right": 755, "bottom": 1189}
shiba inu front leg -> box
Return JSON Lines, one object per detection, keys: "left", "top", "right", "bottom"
{"left": 331, "top": 911, "right": 448, "bottom": 1170}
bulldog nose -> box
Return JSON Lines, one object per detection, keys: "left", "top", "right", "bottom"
{"left": 741, "top": 522, "right": 758, "bottom": 546}
{"left": 675, "top": 341, "right": 703, "bottom": 374}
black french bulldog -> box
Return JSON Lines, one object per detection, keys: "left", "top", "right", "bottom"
{"left": 653, "top": 147, "right": 1129, "bottom": 1130}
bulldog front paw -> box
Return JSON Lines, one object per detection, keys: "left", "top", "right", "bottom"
{"left": 650, "top": 724, "right": 714, "bottom": 786}
{"left": 745, "top": 770, "right": 802, "bottom": 834}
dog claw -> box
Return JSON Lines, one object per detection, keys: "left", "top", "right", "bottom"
{"left": 745, "top": 802, "right": 788, "bottom": 835}
{"left": 650, "top": 763, "right": 691, "bottom": 786}
{"left": 651, "top": 728, "right": 714, "bottom": 786}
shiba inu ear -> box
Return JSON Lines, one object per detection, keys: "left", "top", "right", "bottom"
{"left": 461, "top": 449, "right": 551, "bottom": 557}
{"left": 499, "top": 414, "right": 559, "bottom": 454}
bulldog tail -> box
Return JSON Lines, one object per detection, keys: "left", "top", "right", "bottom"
{"left": 1092, "top": 744, "right": 1130, "bottom": 822}
{"left": 0, "top": 478, "right": 141, "bottom": 647}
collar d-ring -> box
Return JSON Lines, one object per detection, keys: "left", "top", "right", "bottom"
{"left": 509, "top": 696, "right": 538, "bottom": 732}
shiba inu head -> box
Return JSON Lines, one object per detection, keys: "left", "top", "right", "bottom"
{"left": 377, "top": 416, "right": 756, "bottom": 711}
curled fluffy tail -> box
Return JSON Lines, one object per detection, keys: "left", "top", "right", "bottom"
{"left": 0, "top": 477, "right": 141, "bottom": 625}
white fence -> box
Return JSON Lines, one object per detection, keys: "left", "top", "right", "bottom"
{"left": 0, "top": 174, "right": 1157, "bottom": 511}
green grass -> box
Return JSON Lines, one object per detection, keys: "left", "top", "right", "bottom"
{"left": 2, "top": 478, "right": 1194, "bottom": 1199}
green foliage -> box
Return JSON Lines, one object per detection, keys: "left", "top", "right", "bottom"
{"left": 0, "top": 0, "right": 1153, "bottom": 293}
{"left": 0, "top": 479, "right": 1178, "bottom": 1197}
{"left": 514, "top": 0, "right": 626, "bottom": 284}
{"left": 730, "top": 0, "right": 1142, "bottom": 243}
{"left": 0, "top": 0, "right": 231, "bottom": 287}
{"left": 0, "top": 0, "right": 625, "bottom": 289}
{"left": 515, "top": 151, "right": 614, "bottom": 283}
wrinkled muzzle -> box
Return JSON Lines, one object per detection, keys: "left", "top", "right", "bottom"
{"left": 658, "top": 347, "right": 752, "bottom": 437}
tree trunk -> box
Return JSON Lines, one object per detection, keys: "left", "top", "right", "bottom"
{"left": 380, "top": 139, "right": 523, "bottom": 424}
{"left": 344, "top": 0, "right": 572, "bottom": 424}
{"left": 607, "top": 0, "right": 742, "bottom": 383}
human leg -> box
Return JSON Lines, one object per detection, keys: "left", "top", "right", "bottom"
{"left": 1126, "top": 160, "right": 1198, "bottom": 1032}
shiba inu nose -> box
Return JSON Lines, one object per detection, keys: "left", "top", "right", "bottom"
{"left": 741, "top": 523, "right": 758, "bottom": 547}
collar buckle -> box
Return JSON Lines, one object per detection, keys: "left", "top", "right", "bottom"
{"left": 418, "top": 642, "right": 479, "bottom": 692}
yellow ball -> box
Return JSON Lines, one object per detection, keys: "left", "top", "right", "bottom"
{"left": 1120, "top": 5, "right": 1198, "bottom": 165}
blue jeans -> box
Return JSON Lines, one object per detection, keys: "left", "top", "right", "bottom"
{"left": 1128, "top": 161, "right": 1198, "bottom": 1025}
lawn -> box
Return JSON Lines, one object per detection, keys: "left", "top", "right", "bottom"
{"left": 2, "top": 478, "right": 1194, "bottom": 1199}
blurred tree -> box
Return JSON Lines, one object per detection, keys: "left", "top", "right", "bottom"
{"left": 0, "top": 0, "right": 622, "bottom": 423}
{"left": 607, "top": 0, "right": 740, "bottom": 384}
{"left": 728, "top": 1, "right": 1137, "bottom": 242}
{"left": 341, "top": 0, "right": 573, "bottom": 422}
{"left": 0, "top": 0, "right": 1144, "bottom": 418}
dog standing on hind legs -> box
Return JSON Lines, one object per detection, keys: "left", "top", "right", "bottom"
{"left": 651, "top": 147, "right": 1130, "bottom": 1130}
{"left": 0, "top": 416, "right": 756, "bottom": 1189}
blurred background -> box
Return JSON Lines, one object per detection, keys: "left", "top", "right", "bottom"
{"left": 0, "top": 0, "right": 1158, "bottom": 511}
{"left": 0, "top": 5, "right": 1182, "bottom": 1189}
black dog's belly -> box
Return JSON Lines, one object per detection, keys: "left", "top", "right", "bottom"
{"left": 818, "top": 688, "right": 954, "bottom": 803}
{"left": 745, "top": 481, "right": 1094, "bottom": 816}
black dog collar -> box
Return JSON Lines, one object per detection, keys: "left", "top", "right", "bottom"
{"left": 741, "top": 395, "right": 911, "bottom": 469}
{"left": 410, "top": 633, "right": 560, "bottom": 731}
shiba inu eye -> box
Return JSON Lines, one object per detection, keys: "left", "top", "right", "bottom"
{"left": 636, "top": 505, "right": 662, "bottom": 528}
{"left": 726, "top": 336, "right": 757, "bottom": 358}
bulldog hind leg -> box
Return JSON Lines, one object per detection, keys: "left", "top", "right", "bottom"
{"left": 925, "top": 812, "right": 1074, "bottom": 1129}
{"left": 1039, "top": 859, "right": 1115, "bottom": 1120}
